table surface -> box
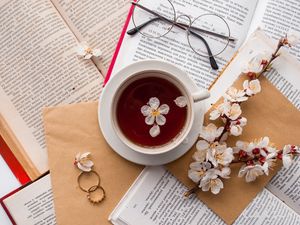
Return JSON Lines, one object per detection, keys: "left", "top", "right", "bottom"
{"left": 0, "top": 154, "right": 21, "bottom": 224}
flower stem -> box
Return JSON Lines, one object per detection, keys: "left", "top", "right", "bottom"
{"left": 256, "top": 42, "right": 283, "bottom": 79}
{"left": 184, "top": 184, "right": 200, "bottom": 197}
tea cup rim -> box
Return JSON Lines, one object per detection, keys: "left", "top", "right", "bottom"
{"left": 109, "top": 60, "right": 206, "bottom": 155}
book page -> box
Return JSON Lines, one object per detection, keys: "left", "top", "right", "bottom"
{"left": 247, "top": 0, "right": 300, "bottom": 60}
{"left": 3, "top": 174, "right": 56, "bottom": 225}
{"left": 267, "top": 158, "right": 300, "bottom": 215}
{"left": 51, "top": 0, "right": 131, "bottom": 70}
{"left": 110, "top": 166, "right": 300, "bottom": 225}
{"left": 111, "top": 0, "right": 259, "bottom": 89}
{"left": 0, "top": 0, "right": 103, "bottom": 174}
{"left": 208, "top": 30, "right": 300, "bottom": 109}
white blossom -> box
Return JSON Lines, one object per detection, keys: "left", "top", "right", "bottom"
{"left": 210, "top": 101, "right": 231, "bottom": 120}
{"left": 141, "top": 97, "right": 170, "bottom": 137}
{"left": 188, "top": 162, "right": 211, "bottom": 183}
{"left": 226, "top": 103, "right": 242, "bottom": 120}
{"left": 74, "top": 152, "right": 94, "bottom": 172}
{"left": 262, "top": 152, "right": 277, "bottom": 175}
{"left": 286, "top": 31, "right": 300, "bottom": 46}
{"left": 238, "top": 164, "right": 264, "bottom": 182}
{"left": 243, "top": 79, "right": 261, "bottom": 96}
{"left": 199, "top": 169, "right": 227, "bottom": 194}
{"left": 206, "top": 143, "right": 234, "bottom": 167}
{"left": 243, "top": 52, "right": 269, "bottom": 74}
{"left": 224, "top": 87, "right": 248, "bottom": 103}
{"left": 210, "top": 101, "right": 241, "bottom": 121}
{"left": 75, "top": 41, "right": 102, "bottom": 59}
{"left": 282, "top": 145, "right": 300, "bottom": 168}
{"left": 229, "top": 117, "right": 247, "bottom": 136}
{"left": 200, "top": 123, "right": 224, "bottom": 142}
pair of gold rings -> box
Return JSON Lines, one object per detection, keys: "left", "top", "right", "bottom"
{"left": 77, "top": 171, "right": 105, "bottom": 204}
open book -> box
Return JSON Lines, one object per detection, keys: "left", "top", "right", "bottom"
{"left": 109, "top": 30, "right": 300, "bottom": 224}
{"left": 0, "top": 0, "right": 131, "bottom": 179}
{"left": 109, "top": 0, "right": 300, "bottom": 90}
{"left": 1, "top": 173, "right": 56, "bottom": 225}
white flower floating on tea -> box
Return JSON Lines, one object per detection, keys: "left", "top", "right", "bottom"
{"left": 141, "top": 97, "right": 170, "bottom": 137}
{"left": 185, "top": 34, "right": 300, "bottom": 196}
{"left": 74, "top": 152, "right": 94, "bottom": 172}
{"left": 75, "top": 41, "right": 102, "bottom": 59}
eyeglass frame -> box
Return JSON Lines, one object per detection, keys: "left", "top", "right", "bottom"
{"left": 127, "top": 0, "right": 236, "bottom": 70}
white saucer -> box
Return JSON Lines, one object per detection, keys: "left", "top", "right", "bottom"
{"left": 98, "top": 60, "right": 205, "bottom": 166}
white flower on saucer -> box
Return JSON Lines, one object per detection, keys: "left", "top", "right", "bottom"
{"left": 238, "top": 164, "right": 264, "bottom": 182}
{"left": 199, "top": 168, "right": 230, "bottom": 194}
{"left": 188, "top": 162, "right": 211, "bottom": 183}
{"left": 286, "top": 31, "right": 300, "bottom": 46}
{"left": 141, "top": 97, "right": 170, "bottom": 137}
{"left": 174, "top": 96, "right": 188, "bottom": 108}
{"left": 206, "top": 143, "right": 234, "bottom": 167}
{"left": 75, "top": 41, "right": 102, "bottom": 59}
{"left": 74, "top": 152, "right": 94, "bottom": 172}
{"left": 224, "top": 87, "right": 248, "bottom": 103}
{"left": 282, "top": 145, "right": 300, "bottom": 168}
{"left": 243, "top": 79, "right": 261, "bottom": 96}
{"left": 229, "top": 117, "right": 247, "bottom": 136}
{"left": 243, "top": 52, "right": 269, "bottom": 74}
{"left": 200, "top": 123, "right": 224, "bottom": 142}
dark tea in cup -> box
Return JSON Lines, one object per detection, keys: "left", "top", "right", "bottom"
{"left": 115, "top": 75, "right": 188, "bottom": 148}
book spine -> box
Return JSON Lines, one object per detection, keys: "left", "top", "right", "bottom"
{"left": 0, "top": 135, "right": 31, "bottom": 185}
{"left": 104, "top": 2, "right": 136, "bottom": 85}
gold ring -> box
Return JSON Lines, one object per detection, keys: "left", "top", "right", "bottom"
{"left": 77, "top": 171, "right": 101, "bottom": 192}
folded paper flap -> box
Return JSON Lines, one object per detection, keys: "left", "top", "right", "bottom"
{"left": 43, "top": 101, "right": 143, "bottom": 225}
{"left": 167, "top": 75, "right": 300, "bottom": 225}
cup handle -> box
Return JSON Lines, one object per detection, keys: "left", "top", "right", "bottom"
{"left": 192, "top": 90, "right": 210, "bottom": 102}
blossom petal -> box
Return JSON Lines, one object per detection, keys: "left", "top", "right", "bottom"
{"left": 283, "top": 155, "right": 292, "bottom": 168}
{"left": 188, "top": 170, "right": 202, "bottom": 183}
{"left": 174, "top": 96, "right": 188, "bottom": 108}
{"left": 156, "top": 115, "right": 166, "bottom": 126}
{"left": 209, "top": 109, "right": 221, "bottom": 120}
{"left": 141, "top": 105, "right": 151, "bottom": 116}
{"left": 149, "top": 125, "right": 160, "bottom": 137}
{"left": 148, "top": 97, "right": 160, "bottom": 110}
{"left": 158, "top": 104, "right": 170, "bottom": 114}
{"left": 145, "top": 115, "right": 155, "bottom": 125}
{"left": 92, "top": 48, "right": 102, "bottom": 57}
{"left": 189, "top": 162, "right": 203, "bottom": 170}
{"left": 196, "top": 140, "right": 209, "bottom": 151}
{"left": 77, "top": 163, "right": 92, "bottom": 172}
{"left": 81, "top": 159, "right": 93, "bottom": 168}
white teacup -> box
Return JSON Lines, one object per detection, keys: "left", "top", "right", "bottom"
{"left": 110, "top": 60, "right": 210, "bottom": 155}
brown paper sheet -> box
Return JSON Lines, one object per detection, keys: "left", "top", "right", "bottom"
{"left": 167, "top": 75, "right": 300, "bottom": 224}
{"left": 43, "top": 102, "right": 143, "bottom": 225}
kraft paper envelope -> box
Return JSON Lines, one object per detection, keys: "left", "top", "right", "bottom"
{"left": 43, "top": 102, "right": 143, "bottom": 225}
{"left": 167, "top": 75, "right": 300, "bottom": 224}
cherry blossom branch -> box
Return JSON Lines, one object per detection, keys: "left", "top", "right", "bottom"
{"left": 185, "top": 33, "right": 300, "bottom": 196}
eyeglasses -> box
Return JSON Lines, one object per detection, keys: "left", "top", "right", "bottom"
{"left": 127, "top": 0, "right": 236, "bottom": 70}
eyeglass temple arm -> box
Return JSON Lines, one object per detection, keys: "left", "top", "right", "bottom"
{"left": 127, "top": 18, "right": 160, "bottom": 35}
{"left": 128, "top": 17, "right": 235, "bottom": 42}
{"left": 130, "top": 2, "right": 219, "bottom": 69}
{"left": 188, "top": 30, "right": 219, "bottom": 70}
